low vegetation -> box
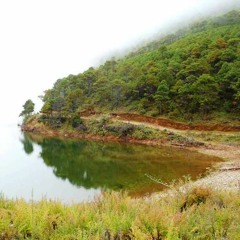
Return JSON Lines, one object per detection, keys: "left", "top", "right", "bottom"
{"left": 183, "top": 130, "right": 240, "bottom": 146}
{"left": 26, "top": 114, "right": 205, "bottom": 148}
{"left": 0, "top": 184, "right": 239, "bottom": 240}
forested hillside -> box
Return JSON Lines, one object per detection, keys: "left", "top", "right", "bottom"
{"left": 40, "top": 10, "right": 240, "bottom": 126}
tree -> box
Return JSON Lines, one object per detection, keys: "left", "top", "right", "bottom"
{"left": 63, "top": 89, "right": 83, "bottom": 113}
{"left": 232, "top": 78, "right": 240, "bottom": 109}
{"left": 19, "top": 99, "right": 35, "bottom": 118}
{"left": 217, "top": 62, "right": 240, "bottom": 110}
{"left": 83, "top": 67, "right": 96, "bottom": 96}
{"left": 154, "top": 80, "right": 170, "bottom": 114}
{"left": 111, "top": 79, "right": 126, "bottom": 109}
{"left": 172, "top": 80, "right": 194, "bottom": 115}
{"left": 192, "top": 74, "right": 219, "bottom": 117}
{"left": 93, "top": 77, "right": 111, "bottom": 105}
{"left": 159, "top": 45, "right": 168, "bottom": 59}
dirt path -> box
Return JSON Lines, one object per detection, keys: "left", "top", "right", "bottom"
{"left": 114, "top": 118, "right": 183, "bottom": 133}
{"left": 112, "top": 113, "right": 240, "bottom": 132}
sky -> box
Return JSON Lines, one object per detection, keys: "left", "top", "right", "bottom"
{"left": 0, "top": 0, "right": 239, "bottom": 124}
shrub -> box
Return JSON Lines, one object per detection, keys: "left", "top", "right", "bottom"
{"left": 105, "top": 123, "right": 135, "bottom": 137}
{"left": 180, "top": 187, "right": 212, "bottom": 211}
{"left": 71, "top": 117, "right": 82, "bottom": 128}
{"left": 76, "top": 124, "right": 88, "bottom": 132}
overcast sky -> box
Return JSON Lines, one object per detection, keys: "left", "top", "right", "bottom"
{"left": 0, "top": 0, "right": 239, "bottom": 124}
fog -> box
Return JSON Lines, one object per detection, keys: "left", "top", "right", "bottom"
{"left": 0, "top": 0, "right": 239, "bottom": 124}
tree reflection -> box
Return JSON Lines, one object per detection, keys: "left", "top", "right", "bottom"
{"left": 20, "top": 134, "right": 34, "bottom": 154}
{"left": 24, "top": 134, "right": 220, "bottom": 195}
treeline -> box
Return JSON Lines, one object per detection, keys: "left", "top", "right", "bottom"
{"left": 40, "top": 10, "right": 240, "bottom": 124}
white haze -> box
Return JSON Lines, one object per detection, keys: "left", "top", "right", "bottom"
{"left": 0, "top": 0, "right": 239, "bottom": 124}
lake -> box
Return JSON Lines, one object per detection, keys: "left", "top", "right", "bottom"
{"left": 0, "top": 124, "right": 220, "bottom": 203}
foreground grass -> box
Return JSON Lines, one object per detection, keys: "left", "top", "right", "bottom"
{"left": 0, "top": 185, "right": 240, "bottom": 240}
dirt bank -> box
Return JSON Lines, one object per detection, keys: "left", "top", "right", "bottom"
{"left": 111, "top": 113, "right": 240, "bottom": 132}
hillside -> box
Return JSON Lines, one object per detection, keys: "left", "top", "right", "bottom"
{"left": 38, "top": 10, "right": 240, "bottom": 129}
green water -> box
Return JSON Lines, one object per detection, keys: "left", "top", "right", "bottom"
{"left": 0, "top": 125, "right": 220, "bottom": 202}
{"left": 26, "top": 132, "right": 221, "bottom": 197}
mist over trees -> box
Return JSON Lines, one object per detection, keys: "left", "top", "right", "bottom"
{"left": 39, "top": 10, "right": 240, "bottom": 124}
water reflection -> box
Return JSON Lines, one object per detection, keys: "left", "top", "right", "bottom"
{"left": 20, "top": 134, "right": 34, "bottom": 154}
{"left": 23, "top": 133, "right": 221, "bottom": 196}
{"left": 0, "top": 126, "right": 100, "bottom": 203}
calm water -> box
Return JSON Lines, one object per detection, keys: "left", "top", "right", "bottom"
{"left": 0, "top": 124, "right": 220, "bottom": 203}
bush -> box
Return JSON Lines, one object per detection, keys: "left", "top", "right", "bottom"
{"left": 70, "top": 114, "right": 83, "bottom": 128}
{"left": 71, "top": 117, "right": 81, "bottom": 128}
{"left": 37, "top": 114, "right": 67, "bottom": 128}
{"left": 105, "top": 123, "right": 135, "bottom": 137}
{"left": 180, "top": 187, "right": 212, "bottom": 211}
{"left": 76, "top": 124, "right": 88, "bottom": 132}
{"left": 131, "top": 127, "right": 152, "bottom": 139}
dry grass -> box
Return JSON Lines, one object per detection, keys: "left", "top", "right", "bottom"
{"left": 0, "top": 184, "right": 240, "bottom": 239}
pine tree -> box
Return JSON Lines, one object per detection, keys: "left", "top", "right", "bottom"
{"left": 154, "top": 80, "right": 170, "bottom": 114}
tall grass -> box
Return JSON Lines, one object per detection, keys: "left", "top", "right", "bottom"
{"left": 0, "top": 185, "right": 239, "bottom": 239}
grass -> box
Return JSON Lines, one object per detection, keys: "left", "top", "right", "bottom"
{"left": 0, "top": 184, "right": 240, "bottom": 240}
{"left": 167, "top": 111, "right": 240, "bottom": 126}
{"left": 183, "top": 131, "right": 240, "bottom": 145}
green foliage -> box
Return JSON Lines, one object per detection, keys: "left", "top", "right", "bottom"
{"left": 19, "top": 99, "right": 35, "bottom": 118}
{"left": 69, "top": 113, "right": 82, "bottom": 128}
{"left": 192, "top": 74, "right": 220, "bottom": 117}
{"left": 39, "top": 10, "right": 240, "bottom": 119}
{"left": 39, "top": 113, "right": 67, "bottom": 128}
{"left": 154, "top": 80, "right": 170, "bottom": 114}
{"left": 105, "top": 123, "right": 135, "bottom": 137}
